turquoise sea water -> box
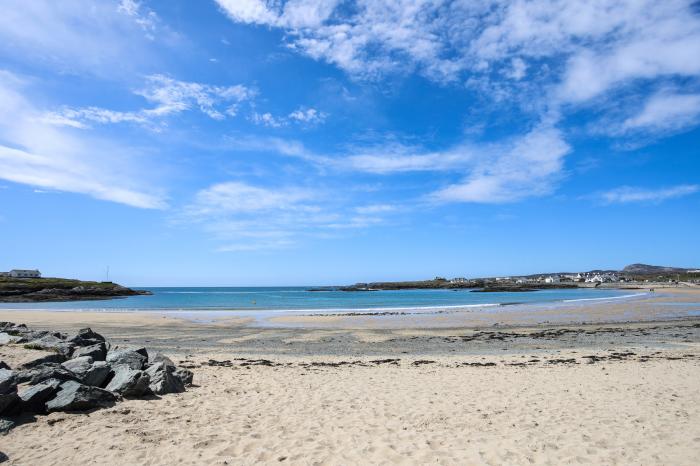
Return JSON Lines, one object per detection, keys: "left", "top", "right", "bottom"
{"left": 0, "top": 287, "right": 643, "bottom": 313}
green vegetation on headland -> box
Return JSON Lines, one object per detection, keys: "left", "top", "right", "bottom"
{"left": 0, "top": 277, "right": 151, "bottom": 302}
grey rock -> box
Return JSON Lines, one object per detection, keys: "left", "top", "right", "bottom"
{"left": 105, "top": 366, "right": 150, "bottom": 397}
{"left": 19, "top": 353, "right": 66, "bottom": 369}
{"left": 25, "top": 334, "right": 63, "bottom": 349}
{"left": 82, "top": 361, "right": 111, "bottom": 387}
{"left": 106, "top": 349, "right": 146, "bottom": 370}
{"left": 0, "top": 333, "right": 19, "bottom": 345}
{"left": 72, "top": 342, "right": 106, "bottom": 361}
{"left": 0, "top": 370, "right": 15, "bottom": 394}
{"left": 0, "top": 370, "right": 18, "bottom": 415}
{"left": 68, "top": 328, "right": 106, "bottom": 347}
{"left": 0, "top": 418, "right": 14, "bottom": 435}
{"left": 19, "top": 379, "right": 60, "bottom": 412}
{"left": 174, "top": 368, "right": 194, "bottom": 386}
{"left": 148, "top": 352, "right": 175, "bottom": 368}
{"left": 145, "top": 362, "right": 184, "bottom": 395}
{"left": 61, "top": 356, "right": 93, "bottom": 375}
{"left": 46, "top": 380, "right": 117, "bottom": 412}
{"left": 15, "top": 363, "right": 80, "bottom": 386}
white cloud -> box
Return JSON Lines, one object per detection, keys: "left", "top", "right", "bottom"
{"left": 430, "top": 125, "right": 570, "bottom": 203}
{"left": 599, "top": 185, "right": 699, "bottom": 204}
{"left": 43, "top": 75, "right": 256, "bottom": 129}
{"left": 622, "top": 92, "right": 700, "bottom": 133}
{"left": 288, "top": 107, "right": 327, "bottom": 124}
{"left": 250, "top": 112, "right": 285, "bottom": 128}
{"left": 0, "top": 0, "right": 168, "bottom": 77}
{"left": 223, "top": 124, "right": 570, "bottom": 204}
{"left": 189, "top": 182, "right": 316, "bottom": 215}
{"left": 183, "top": 180, "right": 391, "bottom": 250}
{"left": 249, "top": 107, "right": 328, "bottom": 128}
{"left": 0, "top": 71, "right": 166, "bottom": 209}
{"left": 117, "top": 0, "right": 159, "bottom": 37}
{"left": 217, "top": 0, "right": 700, "bottom": 143}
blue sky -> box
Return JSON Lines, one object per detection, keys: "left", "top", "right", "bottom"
{"left": 1, "top": 0, "right": 699, "bottom": 286}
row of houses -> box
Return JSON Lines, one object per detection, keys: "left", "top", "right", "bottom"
{"left": 516, "top": 272, "right": 623, "bottom": 284}
{"left": 0, "top": 269, "right": 42, "bottom": 278}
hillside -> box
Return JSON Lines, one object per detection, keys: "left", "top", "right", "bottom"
{"left": 621, "top": 263, "right": 693, "bottom": 275}
{"left": 0, "top": 277, "right": 151, "bottom": 302}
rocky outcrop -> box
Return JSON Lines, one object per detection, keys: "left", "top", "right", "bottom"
{"left": 0, "top": 323, "right": 194, "bottom": 435}
{"left": 0, "top": 277, "right": 152, "bottom": 303}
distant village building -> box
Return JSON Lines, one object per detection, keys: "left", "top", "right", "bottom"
{"left": 544, "top": 276, "right": 560, "bottom": 284}
{"left": 449, "top": 277, "right": 468, "bottom": 284}
{"left": 4, "top": 269, "right": 42, "bottom": 278}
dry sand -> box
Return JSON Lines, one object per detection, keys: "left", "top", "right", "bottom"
{"left": 1, "top": 287, "right": 700, "bottom": 465}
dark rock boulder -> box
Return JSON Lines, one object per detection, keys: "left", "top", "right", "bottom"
{"left": 148, "top": 352, "right": 175, "bottom": 368}
{"left": 18, "top": 353, "right": 66, "bottom": 369}
{"left": 83, "top": 361, "right": 111, "bottom": 388}
{"left": 0, "top": 370, "right": 14, "bottom": 394}
{"left": 15, "top": 363, "right": 80, "bottom": 386}
{"left": 45, "top": 380, "right": 117, "bottom": 412}
{"left": 145, "top": 362, "right": 184, "bottom": 395}
{"left": 105, "top": 366, "right": 150, "bottom": 397}
{"left": 106, "top": 349, "right": 146, "bottom": 370}
{"left": 174, "top": 368, "right": 194, "bottom": 386}
{"left": 72, "top": 342, "right": 107, "bottom": 361}
{"left": 61, "top": 356, "right": 93, "bottom": 376}
{"left": 60, "top": 357, "right": 111, "bottom": 387}
{"left": 68, "top": 328, "right": 106, "bottom": 347}
{"left": 18, "top": 379, "right": 60, "bottom": 413}
{"left": 0, "top": 362, "right": 8, "bottom": 370}
{"left": 0, "top": 370, "right": 18, "bottom": 415}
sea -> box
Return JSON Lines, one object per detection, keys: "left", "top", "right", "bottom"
{"left": 0, "top": 287, "right": 644, "bottom": 315}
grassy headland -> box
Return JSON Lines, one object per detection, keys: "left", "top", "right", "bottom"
{"left": 0, "top": 277, "right": 151, "bottom": 302}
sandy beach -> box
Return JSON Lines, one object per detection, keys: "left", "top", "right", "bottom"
{"left": 1, "top": 288, "right": 700, "bottom": 465}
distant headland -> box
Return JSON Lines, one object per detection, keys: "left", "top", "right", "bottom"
{"left": 337, "top": 264, "right": 700, "bottom": 292}
{"left": 0, "top": 273, "right": 151, "bottom": 303}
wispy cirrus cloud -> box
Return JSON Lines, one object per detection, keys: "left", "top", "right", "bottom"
{"left": 621, "top": 92, "right": 700, "bottom": 134}
{"left": 42, "top": 75, "right": 256, "bottom": 130}
{"left": 182, "top": 180, "right": 394, "bottom": 251}
{"left": 0, "top": 0, "right": 175, "bottom": 78}
{"left": 598, "top": 185, "right": 699, "bottom": 204}
{"left": 222, "top": 123, "right": 570, "bottom": 204}
{"left": 250, "top": 107, "right": 328, "bottom": 128}
{"left": 0, "top": 70, "right": 166, "bottom": 209}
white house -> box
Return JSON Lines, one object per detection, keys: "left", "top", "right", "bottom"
{"left": 8, "top": 269, "right": 41, "bottom": 278}
{"left": 544, "top": 276, "right": 560, "bottom": 284}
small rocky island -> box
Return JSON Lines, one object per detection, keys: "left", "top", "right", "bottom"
{"left": 0, "top": 277, "right": 151, "bottom": 303}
